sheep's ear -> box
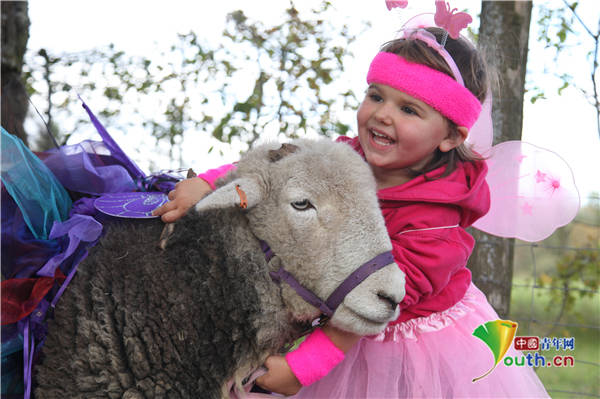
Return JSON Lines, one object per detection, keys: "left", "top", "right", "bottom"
{"left": 194, "top": 177, "right": 263, "bottom": 212}
{"left": 268, "top": 143, "right": 299, "bottom": 162}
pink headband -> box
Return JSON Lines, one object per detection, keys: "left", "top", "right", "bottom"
{"left": 366, "top": 52, "right": 481, "bottom": 128}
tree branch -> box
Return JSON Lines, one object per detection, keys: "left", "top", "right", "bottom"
{"left": 561, "top": 0, "right": 597, "bottom": 39}
{"left": 560, "top": 0, "right": 600, "bottom": 138}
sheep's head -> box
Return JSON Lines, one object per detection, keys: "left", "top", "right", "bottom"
{"left": 195, "top": 139, "right": 405, "bottom": 336}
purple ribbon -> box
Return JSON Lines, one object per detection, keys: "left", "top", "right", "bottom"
{"left": 14, "top": 215, "right": 103, "bottom": 399}
{"left": 20, "top": 319, "right": 34, "bottom": 399}
{"left": 80, "top": 98, "right": 145, "bottom": 180}
{"left": 37, "top": 215, "right": 103, "bottom": 278}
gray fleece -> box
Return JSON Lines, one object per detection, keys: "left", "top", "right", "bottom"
{"left": 34, "top": 209, "right": 302, "bottom": 399}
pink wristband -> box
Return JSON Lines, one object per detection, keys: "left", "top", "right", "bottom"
{"left": 196, "top": 163, "right": 237, "bottom": 189}
{"left": 285, "top": 328, "right": 345, "bottom": 386}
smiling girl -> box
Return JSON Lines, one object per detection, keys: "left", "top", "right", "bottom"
{"left": 154, "top": 23, "right": 549, "bottom": 399}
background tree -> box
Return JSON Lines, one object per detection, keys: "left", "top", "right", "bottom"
{"left": 23, "top": 1, "right": 362, "bottom": 166}
{"left": 469, "top": 1, "right": 533, "bottom": 318}
{"left": 1, "top": 1, "right": 30, "bottom": 145}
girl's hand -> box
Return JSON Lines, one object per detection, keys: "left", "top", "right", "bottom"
{"left": 254, "top": 325, "right": 360, "bottom": 396}
{"left": 255, "top": 355, "right": 302, "bottom": 396}
{"left": 152, "top": 177, "right": 212, "bottom": 223}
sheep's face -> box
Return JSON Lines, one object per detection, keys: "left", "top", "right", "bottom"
{"left": 195, "top": 139, "right": 405, "bottom": 336}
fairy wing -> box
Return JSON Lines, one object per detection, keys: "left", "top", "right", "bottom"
{"left": 473, "top": 141, "right": 580, "bottom": 242}
{"left": 465, "top": 92, "right": 579, "bottom": 242}
{"left": 465, "top": 92, "right": 493, "bottom": 155}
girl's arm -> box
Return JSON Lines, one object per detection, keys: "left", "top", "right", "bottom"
{"left": 391, "top": 230, "right": 471, "bottom": 313}
{"left": 255, "top": 323, "right": 360, "bottom": 395}
{"left": 152, "top": 164, "right": 237, "bottom": 223}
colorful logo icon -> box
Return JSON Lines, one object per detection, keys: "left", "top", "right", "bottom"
{"left": 472, "top": 319, "right": 518, "bottom": 382}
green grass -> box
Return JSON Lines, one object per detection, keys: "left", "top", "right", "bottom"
{"left": 509, "top": 281, "right": 600, "bottom": 398}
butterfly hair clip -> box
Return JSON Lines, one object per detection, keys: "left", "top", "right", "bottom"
{"left": 434, "top": 1, "right": 472, "bottom": 42}
{"left": 385, "top": 1, "right": 472, "bottom": 45}
{"left": 385, "top": 1, "right": 408, "bottom": 10}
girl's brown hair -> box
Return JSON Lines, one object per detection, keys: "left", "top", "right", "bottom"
{"left": 380, "top": 27, "right": 490, "bottom": 177}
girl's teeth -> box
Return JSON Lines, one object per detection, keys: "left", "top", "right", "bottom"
{"left": 371, "top": 130, "right": 394, "bottom": 146}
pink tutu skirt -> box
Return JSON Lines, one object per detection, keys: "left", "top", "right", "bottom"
{"left": 288, "top": 283, "right": 549, "bottom": 399}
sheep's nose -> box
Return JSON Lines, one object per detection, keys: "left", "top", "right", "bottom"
{"left": 377, "top": 293, "right": 399, "bottom": 312}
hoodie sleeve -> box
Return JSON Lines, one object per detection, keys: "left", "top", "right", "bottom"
{"left": 196, "top": 163, "right": 237, "bottom": 189}
{"left": 390, "top": 227, "right": 474, "bottom": 315}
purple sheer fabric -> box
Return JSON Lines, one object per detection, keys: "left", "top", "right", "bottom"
{"left": 1, "top": 100, "right": 182, "bottom": 397}
{"left": 80, "top": 98, "right": 146, "bottom": 179}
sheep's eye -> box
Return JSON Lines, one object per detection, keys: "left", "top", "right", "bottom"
{"left": 291, "top": 199, "right": 313, "bottom": 211}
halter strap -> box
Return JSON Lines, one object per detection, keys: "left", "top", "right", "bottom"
{"left": 263, "top": 240, "right": 395, "bottom": 317}
{"left": 269, "top": 267, "right": 336, "bottom": 316}
{"left": 325, "top": 251, "right": 394, "bottom": 312}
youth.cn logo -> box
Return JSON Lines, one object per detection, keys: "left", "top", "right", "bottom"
{"left": 471, "top": 319, "right": 518, "bottom": 382}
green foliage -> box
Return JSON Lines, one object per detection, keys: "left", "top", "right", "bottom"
{"left": 536, "top": 236, "right": 599, "bottom": 308}
{"left": 23, "top": 1, "right": 361, "bottom": 155}
{"left": 536, "top": 3, "right": 576, "bottom": 56}
{"left": 527, "top": 90, "right": 547, "bottom": 104}
{"left": 213, "top": 2, "right": 359, "bottom": 145}
{"left": 530, "top": 2, "right": 599, "bottom": 139}
{"left": 525, "top": 198, "right": 600, "bottom": 334}
{"left": 511, "top": 197, "right": 599, "bottom": 395}
{"left": 509, "top": 285, "right": 599, "bottom": 397}
{"left": 527, "top": 3, "right": 577, "bottom": 105}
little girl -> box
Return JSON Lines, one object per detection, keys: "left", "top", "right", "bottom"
{"left": 154, "top": 25, "right": 549, "bottom": 399}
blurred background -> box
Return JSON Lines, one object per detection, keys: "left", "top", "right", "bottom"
{"left": 2, "top": 0, "right": 599, "bottom": 397}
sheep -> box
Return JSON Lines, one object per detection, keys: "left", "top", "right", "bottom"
{"left": 33, "top": 139, "right": 405, "bottom": 399}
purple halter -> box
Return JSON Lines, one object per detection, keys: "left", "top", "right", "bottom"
{"left": 261, "top": 241, "right": 395, "bottom": 317}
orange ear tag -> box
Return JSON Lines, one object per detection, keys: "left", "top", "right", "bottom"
{"left": 235, "top": 185, "right": 248, "bottom": 209}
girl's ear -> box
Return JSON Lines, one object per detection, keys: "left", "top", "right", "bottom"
{"left": 439, "top": 126, "right": 469, "bottom": 152}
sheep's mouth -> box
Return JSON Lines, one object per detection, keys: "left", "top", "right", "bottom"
{"left": 345, "top": 305, "right": 396, "bottom": 327}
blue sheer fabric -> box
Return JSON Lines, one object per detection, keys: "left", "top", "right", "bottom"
{"left": 1, "top": 128, "right": 72, "bottom": 240}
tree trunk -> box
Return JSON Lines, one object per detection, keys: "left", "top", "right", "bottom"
{"left": 1, "top": 1, "right": 30, "bottom": 145}
{"left": 469, "top": 1, "right": 532, "bottom": 318}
